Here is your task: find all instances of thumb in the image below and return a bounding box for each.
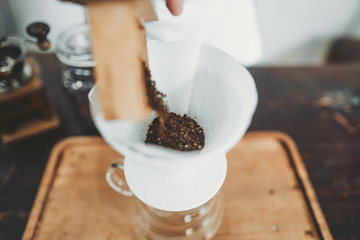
[166,0,183,16]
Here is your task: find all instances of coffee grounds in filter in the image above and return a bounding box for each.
[143,63,205,151]
[145,112,205,151]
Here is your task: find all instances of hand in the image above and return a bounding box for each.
[166,0,183,16]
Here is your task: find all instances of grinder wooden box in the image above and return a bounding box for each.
[0,58,59,144]
[22,132,333,240]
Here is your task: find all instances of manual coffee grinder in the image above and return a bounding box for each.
[0,22,59,144]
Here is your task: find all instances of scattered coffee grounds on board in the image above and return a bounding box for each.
[142,63,205,151]
[145,112,205,151]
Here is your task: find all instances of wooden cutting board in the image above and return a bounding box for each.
[22,131,333,240]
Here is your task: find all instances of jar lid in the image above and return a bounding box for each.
[56,24,95,67]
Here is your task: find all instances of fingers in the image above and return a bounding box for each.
[166,0,183,16]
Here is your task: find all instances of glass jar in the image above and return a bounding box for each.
[56,24,95,128]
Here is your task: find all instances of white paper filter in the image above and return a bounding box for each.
[89,40,258,211]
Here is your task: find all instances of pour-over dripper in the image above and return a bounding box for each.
[89,40,257,211]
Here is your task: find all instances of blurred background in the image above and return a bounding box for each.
[1,1,360,240]
[1,0,360,65]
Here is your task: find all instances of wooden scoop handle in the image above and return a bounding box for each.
[60,0,157,120]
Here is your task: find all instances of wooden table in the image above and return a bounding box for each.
[0,54,359,240]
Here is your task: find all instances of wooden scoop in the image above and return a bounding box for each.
[61,0,158,120]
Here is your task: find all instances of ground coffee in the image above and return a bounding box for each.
[143,63,205,151]
[145,112,205,151]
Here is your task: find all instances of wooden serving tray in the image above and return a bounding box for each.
[22,132,333,240]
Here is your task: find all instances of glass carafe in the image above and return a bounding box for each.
[106,157,224,240]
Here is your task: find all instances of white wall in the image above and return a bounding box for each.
[253,0,360,65]
[0,0,17,35]
[1,0,86,51]
[1,0,360,65]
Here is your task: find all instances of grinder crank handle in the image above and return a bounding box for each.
[26,22,51,51]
